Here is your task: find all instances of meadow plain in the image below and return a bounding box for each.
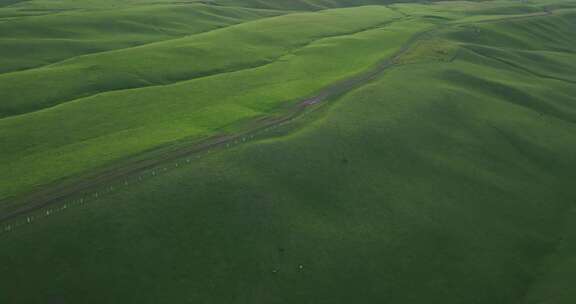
[1,0,576,303]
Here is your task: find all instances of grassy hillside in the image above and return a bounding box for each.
[1,0,576,303]
[0,3,286,74]
[0,6,403,116]
[1,0,572,206]
[0,5,431,205]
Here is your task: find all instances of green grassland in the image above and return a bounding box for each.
[0,3,287,73]
[0,5,428,204]
[1,0,576,303]
[0,6,403,116]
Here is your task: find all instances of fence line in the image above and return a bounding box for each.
[0,109,314,237]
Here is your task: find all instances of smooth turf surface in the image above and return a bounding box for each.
[1,0,576,303]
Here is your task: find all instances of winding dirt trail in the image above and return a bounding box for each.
[0,10,555,227]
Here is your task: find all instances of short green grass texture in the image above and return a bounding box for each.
[1,1,576,303]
